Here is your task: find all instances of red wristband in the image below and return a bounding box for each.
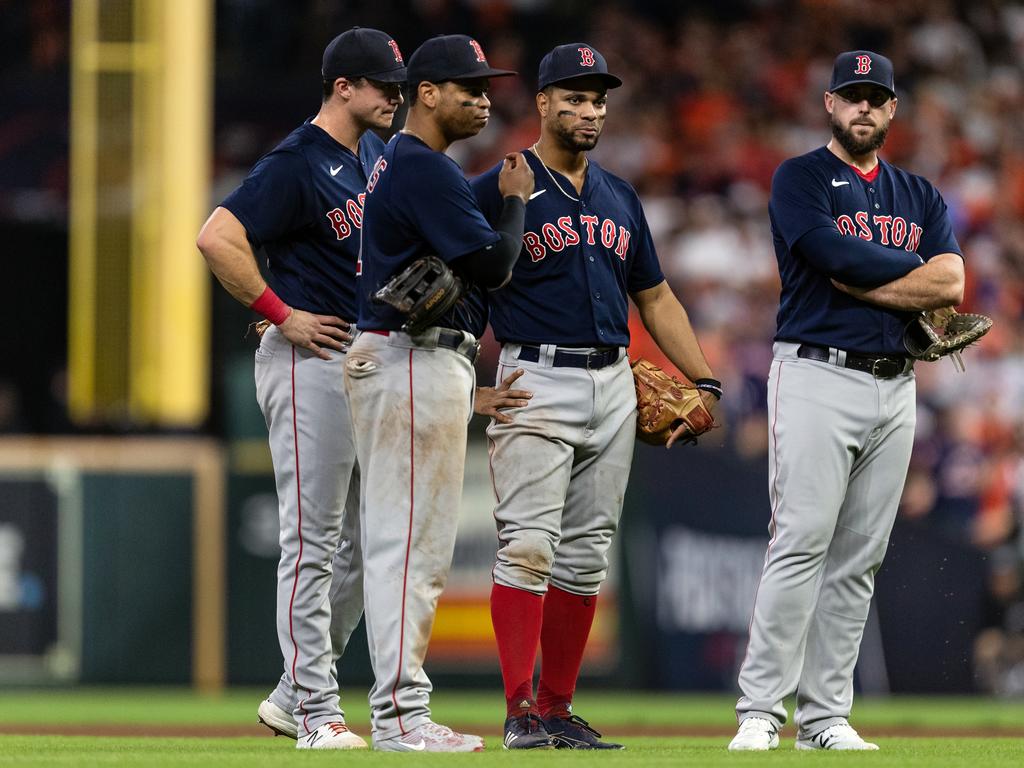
[250,286,292,325]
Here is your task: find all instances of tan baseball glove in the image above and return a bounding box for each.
[631,358,716,446]
[903,307,993,372]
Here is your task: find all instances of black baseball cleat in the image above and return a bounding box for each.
[502,712,556,750]
[543,713,625,750]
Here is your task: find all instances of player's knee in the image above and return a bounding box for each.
[819,579,872,619]
[776,526,833,559]
[499,535,555,589]
[552,556,608,593]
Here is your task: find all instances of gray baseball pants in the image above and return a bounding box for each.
[487,344,637,596]
[344,328,476,741]
[255,324,364,736]
[736,341,915,736]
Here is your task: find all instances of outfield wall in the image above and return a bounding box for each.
[0,434,987,693]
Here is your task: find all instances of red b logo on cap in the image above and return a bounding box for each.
[469,39,486,63]
[854,55,871,75]
[579,47,596,67]
[388,39,403,63]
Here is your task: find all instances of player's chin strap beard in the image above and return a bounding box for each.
[530,142,587,203]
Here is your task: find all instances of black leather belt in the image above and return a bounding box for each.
[437,329,480,364]
[797,343,912,379]
[367,329,480,364]
[516,344,621,370]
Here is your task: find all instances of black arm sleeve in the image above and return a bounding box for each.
[796,226,924,287]
[453,196,525,289]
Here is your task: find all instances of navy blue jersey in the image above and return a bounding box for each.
[221,120,384,319]
[357,133,499,333]
[771,146,962,355]
[470,150,664,347]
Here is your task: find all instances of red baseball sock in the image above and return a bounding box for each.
[490,583,545,716]
[537,586,597,718]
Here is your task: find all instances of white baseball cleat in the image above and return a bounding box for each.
[727,717,780,751]
[795,722,879,750]
[374,721,485,752]
[256,698,297,739]
[296,721,368,750]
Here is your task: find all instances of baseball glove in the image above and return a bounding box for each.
[249,319,272,339]
[373,255,465,335]
[631,358,716,446]
[903,307,993,371]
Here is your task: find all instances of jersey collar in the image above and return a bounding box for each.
[525,147,596,201]
[848,162,880,182]
[303,118,361,161]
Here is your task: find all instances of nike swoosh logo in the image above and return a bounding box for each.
[529,189,547,200]
[831,179,850,187]
[330,165,343,176]
[398,740,426,751]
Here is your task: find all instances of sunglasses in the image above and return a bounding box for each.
[834,86,892,108]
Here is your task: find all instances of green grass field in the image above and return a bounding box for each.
[1,689,1022,766]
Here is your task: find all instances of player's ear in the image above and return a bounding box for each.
[888,96,897,119]
[324,77,342,102]
[536,90,548,118]
[333,77,356,100]
[418,82,440,109]
[823,91,835,115]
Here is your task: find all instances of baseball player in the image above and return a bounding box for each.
[196,28,406,750]
[469,43,720,750]
[728,51,965,751]
[344,34,534,751]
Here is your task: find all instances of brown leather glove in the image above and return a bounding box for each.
[631,358,715,446]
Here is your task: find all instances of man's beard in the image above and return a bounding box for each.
[553,122,600,152]
[831,115,888,157]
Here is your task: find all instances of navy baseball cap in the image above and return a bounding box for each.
[537,43,622,91]
[406,35,516,85]
[322,27,407,83]
[829,50,895,97]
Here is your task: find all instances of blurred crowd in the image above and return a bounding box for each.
[3,0,1024,692]
[211,0,1024,698]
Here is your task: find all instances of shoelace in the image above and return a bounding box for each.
[517,713,546,734]
[740,718,774,734]
[421,722,455,739]
[558,714,602,737]
[325,722,351,735]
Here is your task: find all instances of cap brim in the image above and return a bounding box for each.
[539,72,623,91]
[454,67,517,79]
[407,66,517,85]
[830,78,895,97]
[362,66,408,83]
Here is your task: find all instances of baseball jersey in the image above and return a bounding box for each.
[471,151,664,347]
[771,146,962,355]
[221,120,384,319]
[356,132,499,334]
